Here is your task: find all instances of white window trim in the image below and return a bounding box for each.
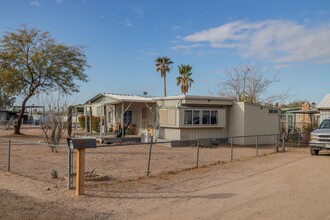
[184,109,219,126]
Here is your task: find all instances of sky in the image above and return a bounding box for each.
[1,0,330,105]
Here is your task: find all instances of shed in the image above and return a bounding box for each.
[228,102,280,145]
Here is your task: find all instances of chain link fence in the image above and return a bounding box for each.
[81,134,284,188]
[0,138,68,188]
[0,133,301,190]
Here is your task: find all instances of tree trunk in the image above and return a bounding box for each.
[67,106,73,137]
[14,95,31,134]
[164,74,167,97]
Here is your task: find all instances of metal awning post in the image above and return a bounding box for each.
[121,102,133,137]
[121,102,124,136]
[104,105,107,134]
[100,104,103,138]
[75,106,78,136]
[89,106,92,134]
[84,106,87,135]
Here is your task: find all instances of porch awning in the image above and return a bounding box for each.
[85,93,156,105]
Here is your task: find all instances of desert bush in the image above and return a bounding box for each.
[302,122,319,142]
[78,115,100,132]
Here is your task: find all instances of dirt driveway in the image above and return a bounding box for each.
[1,148,330,220]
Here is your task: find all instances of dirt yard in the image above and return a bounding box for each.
[1,127,329,219]
[1,146,330,219]
[0,127,280,187]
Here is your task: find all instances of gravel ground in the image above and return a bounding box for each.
[1,147,330,219]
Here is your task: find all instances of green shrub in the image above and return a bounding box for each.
[78,115,100,132]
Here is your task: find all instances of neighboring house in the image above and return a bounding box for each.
[280,107,301,133]
[317,94,330,123]
[0,110,18,125]
[83,93,280,145]
[280,104,319,133]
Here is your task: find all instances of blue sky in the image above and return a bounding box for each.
[1,0,330,105]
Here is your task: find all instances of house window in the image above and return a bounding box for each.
[184,110,192,125]
[124,110,132,124]
[269,109,278,114]
[211,111,218,124]
[193,110,200,124]
[185,109,219,126]
[203,111,210,124]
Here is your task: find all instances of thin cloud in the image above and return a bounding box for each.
[30,0,40,6]
[179,19,330,64]
[56,0,63,3]
[172,44,203,50]
[131,5,144,18]
[122,19,133,27]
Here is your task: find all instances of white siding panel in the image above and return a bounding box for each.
[243,104,279,144]
[320,110,330,123]
[228,103,245,137]
[218,108,226,127]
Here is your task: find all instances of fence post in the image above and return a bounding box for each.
[276,134,279,152]
[68,147,72,189]
[282,133,285,152]
[146,143,153,177]
[230,137,233,162]
[76,148,86,196]
[196,140,200,168]
[256,136,259,157]
[298,132,301,147]
[8,140,11,172]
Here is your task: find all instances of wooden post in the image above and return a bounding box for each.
[76,148,85,196]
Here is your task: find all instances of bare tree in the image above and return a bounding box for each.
[40,95,68,152]
[217,64,289,104]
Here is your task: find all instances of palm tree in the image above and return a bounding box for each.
[177,64,194,95]
[155,56,173,97]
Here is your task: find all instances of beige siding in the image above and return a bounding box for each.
[180,128,227,140]
[168,109,176,125]
[228,103,279,145]
[159,109,167,125]
[182,99,233,106]
[218,108,226,127]
[157,99,181,107]
[228,103,245,136]
[159,128,181,140]
[159,109,177,126]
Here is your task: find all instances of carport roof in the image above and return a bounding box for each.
[85,93,156,104]
[317,94,330,110]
